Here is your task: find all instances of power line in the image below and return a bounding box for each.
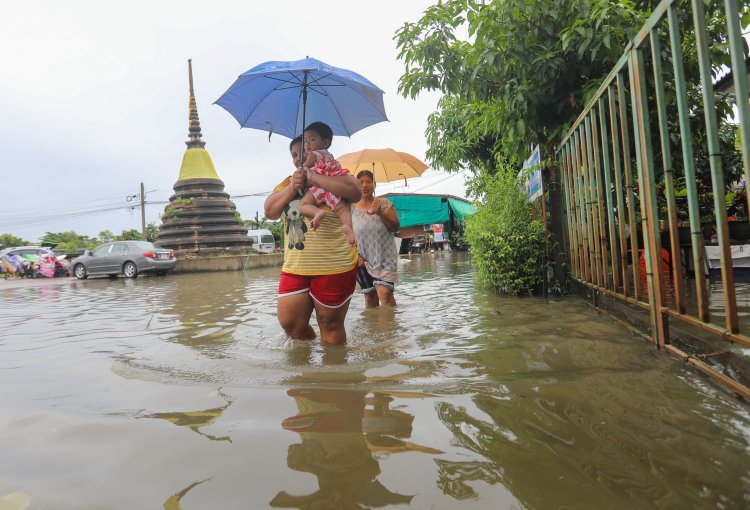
[409,170,468,193]
[0,204,138,228]
[0,189,276,230]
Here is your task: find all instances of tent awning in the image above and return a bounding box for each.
[384,194,476,229]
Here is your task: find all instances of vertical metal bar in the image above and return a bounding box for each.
[590,106,611,290]
[561,145,579,278]
[725,0,750,193]
[667,4,709,322]
[650,27,686,313]
[598,97,620,291]
[585,116,604,287]
[630,47,669,347]
[608,86,630,295]
[576,128,594,283]
[692,0,739,333]
[573,129,589,283]
[617,73,642,299]
[569,139,586,280]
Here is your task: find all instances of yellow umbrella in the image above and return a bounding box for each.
[338,148,428,185]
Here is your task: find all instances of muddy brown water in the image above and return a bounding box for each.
[1,252,748,509]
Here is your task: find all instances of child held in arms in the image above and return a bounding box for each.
[297,121,356,245]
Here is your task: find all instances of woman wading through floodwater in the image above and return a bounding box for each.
[352,170,400,307]
[264,134,362,345]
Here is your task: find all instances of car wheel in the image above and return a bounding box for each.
[123,261,138,278]
[74,264,87,280]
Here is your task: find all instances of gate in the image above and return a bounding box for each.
[556,0,750,398]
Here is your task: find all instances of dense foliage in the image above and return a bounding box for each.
[396,0,654,187]
[396,0,747,189]
[396,0,749,292]
[465,166,545,294]
[0,234,28,250]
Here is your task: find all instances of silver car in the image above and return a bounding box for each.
[71,241,176,279]
[0,246,56,259]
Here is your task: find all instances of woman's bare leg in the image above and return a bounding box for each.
[363,291,380,308]
[375,284,396,307]
[278,292,315,339]
[314,299,351,345]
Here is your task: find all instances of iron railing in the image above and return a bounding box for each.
[556,0,750,398]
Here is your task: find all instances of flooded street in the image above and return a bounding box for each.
[1,252,749,509]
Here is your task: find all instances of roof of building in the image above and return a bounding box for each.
[714,56,750,96]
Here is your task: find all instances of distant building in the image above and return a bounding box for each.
[156,60,251,257]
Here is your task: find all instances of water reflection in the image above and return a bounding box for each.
[163,479,210,510]
[272,388,415,508]
[1,254,749,509]
[141,389,232,442]
[158,273,248,351]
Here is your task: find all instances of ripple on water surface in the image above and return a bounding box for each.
[1,253,749,509]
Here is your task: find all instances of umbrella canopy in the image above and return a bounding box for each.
[338,148,428,184]
[214,57,388,139]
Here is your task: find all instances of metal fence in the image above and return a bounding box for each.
[556,0,750,398]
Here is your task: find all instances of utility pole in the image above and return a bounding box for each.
[140,182,146,240]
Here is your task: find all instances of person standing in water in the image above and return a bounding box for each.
[264,135,362,345]
[352,170,400,307]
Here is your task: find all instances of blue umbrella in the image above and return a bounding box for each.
[214,57,388,139]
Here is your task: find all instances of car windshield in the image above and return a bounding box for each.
[261,235,275,244]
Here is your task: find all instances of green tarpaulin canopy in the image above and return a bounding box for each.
[383,194,476,229]
[447,197,477,222]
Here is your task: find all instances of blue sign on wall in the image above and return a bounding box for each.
[519,145,542,202]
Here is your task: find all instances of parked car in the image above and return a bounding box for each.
[0,246,64,278]
[0,246,56,260]
[71,241,176,279]
[247,229,276,254]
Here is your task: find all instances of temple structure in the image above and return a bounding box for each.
[156,60,251,257]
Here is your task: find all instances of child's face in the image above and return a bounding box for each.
[303,130,327,152]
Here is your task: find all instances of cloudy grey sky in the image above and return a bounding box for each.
[0,0,468,243]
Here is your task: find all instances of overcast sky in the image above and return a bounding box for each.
[0,0,468,243]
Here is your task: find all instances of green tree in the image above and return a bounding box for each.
[0,234,28,249]
[41,231,97,252]
[396,0,748,292]
[118,229,142,241]
[145,222,160,243]
[396,0,651,183]
[395,0,748,190]
[98,230,116,244]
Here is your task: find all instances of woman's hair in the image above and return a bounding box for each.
[356,169,375,182]
[289,135,302,151]
[304,121,333,141]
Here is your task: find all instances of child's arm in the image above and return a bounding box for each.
[306,172,362,203]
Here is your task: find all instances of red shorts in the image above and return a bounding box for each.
[278,266,357,308]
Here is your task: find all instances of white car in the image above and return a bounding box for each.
[247,229,276,253]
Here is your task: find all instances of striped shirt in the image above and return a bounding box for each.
[275,177,358,276]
